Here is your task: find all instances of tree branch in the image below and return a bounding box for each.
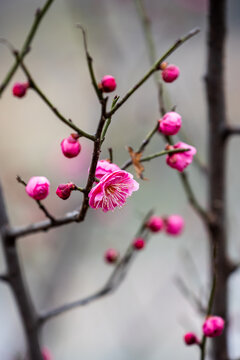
[77,25,103,102]
[17,60,95,141]
[0,183,42,359]
[121,148,190,171]
[106,28,200,118]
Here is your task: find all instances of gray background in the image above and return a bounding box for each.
[0,0,240,359]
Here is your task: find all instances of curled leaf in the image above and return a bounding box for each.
[127,146,148,180]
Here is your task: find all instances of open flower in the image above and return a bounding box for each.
[95,160,120,180]
[89,170,139,212]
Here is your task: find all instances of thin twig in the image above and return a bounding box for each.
[121,148,189,170]
[179,172,209,224]
[107,28,200,118]
[108,148,113,163]
[199,240,218,360]
[9,209,80,239]
[77,25,103,102]
[0,0,55,97]
[18,60,95,141]
[138,122,159,154]
[101,96,120,142]
[39,210,153,324]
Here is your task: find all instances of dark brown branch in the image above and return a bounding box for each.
[0,274,9,282]
[0,183,42,360]
[9,209,79,239]
[77,97,108,222]
[223,125,240,138]
[205,0,228,359]
[39,210,152,324]
[77,25,103,102]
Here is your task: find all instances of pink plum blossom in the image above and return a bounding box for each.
[166,142,196,172]
[184,332,199,345]
[165,215,184,236]
[95,160,121,180]
[202,316,225,338]
[26,176,50,200]
[104,248,119,264]
[88,170,139,212]
[56,182,76,200]
[146,216,164,233]
[161,65,180,83]
[12,82,29,97]
[158,111,182,136]
[101,75,117,92]
[61,134,81,158]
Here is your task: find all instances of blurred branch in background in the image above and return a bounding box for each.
[39,210,153,324]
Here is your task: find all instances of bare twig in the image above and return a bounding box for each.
[77,25,103,102]
[223,125,240,138]
[18,60,95,140]
[9,209,79,239]
[107,28,200,118]
[121,148,190,170]
[108,148,113,163]
[199,241,218,360]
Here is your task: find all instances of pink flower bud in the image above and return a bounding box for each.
[202,316,225,338]
[146,216,164,233]
[161,65,180,83]
[42,348,52,360]
[12,82,29,98]
[101,75,117,93]
[61,134,81,158]
[165,215,184,236]
[104,248,119,264]
[184,332,199,345]
[158,111,182,136]
[56,182,76,200]
[26,176,50,201]
[133,237,145,250]
[166,141,196,172]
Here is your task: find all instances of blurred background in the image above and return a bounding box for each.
[0,0,240,359]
